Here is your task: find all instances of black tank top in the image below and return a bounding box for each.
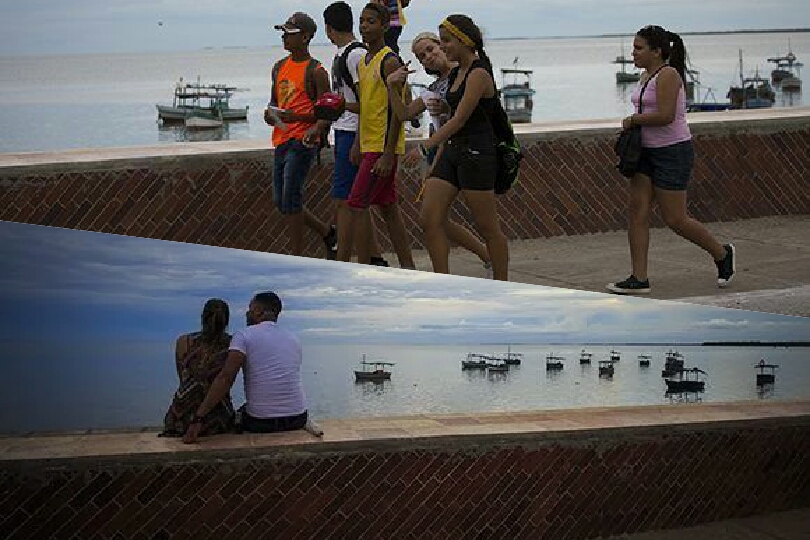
[444,59,498,152]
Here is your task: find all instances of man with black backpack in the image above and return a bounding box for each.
[266,12,336,259]
[322,1,390,267]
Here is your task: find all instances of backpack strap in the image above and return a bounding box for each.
[304,58,322,103]
[339,42,367,101]
[269,56,288,107]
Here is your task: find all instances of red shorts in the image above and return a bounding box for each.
[346,152,398,210]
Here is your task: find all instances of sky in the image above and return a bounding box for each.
[1,0,808,56]
[1,220,808,347]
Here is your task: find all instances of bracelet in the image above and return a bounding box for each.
[191,414,205,425]
[418,143,429,157]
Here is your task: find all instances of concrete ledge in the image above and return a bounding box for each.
[1,401,809,539]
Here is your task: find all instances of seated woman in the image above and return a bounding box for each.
[160,298,235,438]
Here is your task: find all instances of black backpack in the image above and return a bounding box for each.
[335,41,367,101]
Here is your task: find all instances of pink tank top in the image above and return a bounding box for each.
[631,70,691,148]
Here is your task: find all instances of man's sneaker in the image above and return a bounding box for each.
[716,243,736,288]
[371,256,389,267]
[323,225,337,260]
[483,260,493,279]
[606,275,651,295]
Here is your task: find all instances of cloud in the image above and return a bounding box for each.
[1,222,808,344]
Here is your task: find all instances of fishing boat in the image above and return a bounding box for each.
[546,354,564,371]
[157,76,249,124]
[598,359,614,378]
[487,358,509,374]
[664,367,707,393]
[638,354,652,367]
[662,350,685,377]
[500,57,535,124]
[755,359,779,386]
[184,106,224,130]
[686,69,732,112]
[354,355,395,382]
[609,349,621,362]
[579,350,593,365]
[767,40,803,91]
[462,353,490,371]
[727,50,776,109]
[493,345,523,366]
[613,41,640,84]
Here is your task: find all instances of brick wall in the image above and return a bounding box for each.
[1,415,809,540]
[1,114,808,259]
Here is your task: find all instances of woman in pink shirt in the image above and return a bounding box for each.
[607,25,736,295]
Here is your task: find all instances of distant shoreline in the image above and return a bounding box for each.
[489,28,810,42]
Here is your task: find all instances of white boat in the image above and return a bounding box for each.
[158,76,249,124]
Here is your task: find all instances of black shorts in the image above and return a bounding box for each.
[431,140,497,191]
[637,140,695,191]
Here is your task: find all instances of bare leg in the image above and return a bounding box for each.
[368,209,385,259]
[462,190,509,281]
[304,207,329,238]
[355,209,374,265]
[379,203,415,269]
[446,219,490,264]
[337,208,357,263]
[628,173,655,280]
[287,212,305,257]
[419,178,460,274]
[655,187,726,260]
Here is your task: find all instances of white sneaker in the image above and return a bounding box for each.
[304,418,324,437]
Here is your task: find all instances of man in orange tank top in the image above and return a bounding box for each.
[265,12,336,259]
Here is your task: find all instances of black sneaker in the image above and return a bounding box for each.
[716,243,735,288]
[324,225,337,260]
[606,275,651,295]
[370,256,389,267]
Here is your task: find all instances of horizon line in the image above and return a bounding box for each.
[3,27,807,59]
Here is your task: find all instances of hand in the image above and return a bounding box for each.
[425,98,447,117]
[371,152,395,177]
[276,109,297,124]
[350,143,361,166]
[302,126,322,148]
[264,108,277,126]
[404,146,423,166]
[387,62,416,87]
[183,420,202,444]
[622,115,634,130]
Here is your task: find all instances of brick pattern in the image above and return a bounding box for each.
[1,128,809,259]
[1,423,809,540]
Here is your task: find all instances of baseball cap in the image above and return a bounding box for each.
[274,12,317,36]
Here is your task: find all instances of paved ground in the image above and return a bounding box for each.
[606,506,810,539]
[382,214,810,318]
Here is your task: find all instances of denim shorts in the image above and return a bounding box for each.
[273,139,317,214]
[637,139,695,191]
[332,130,359,201]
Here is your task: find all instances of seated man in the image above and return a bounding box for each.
[183,291,309,443]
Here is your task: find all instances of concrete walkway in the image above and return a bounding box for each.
[386,214,810,318]
[606,506,810,539]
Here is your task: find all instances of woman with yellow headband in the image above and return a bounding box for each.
[404,15,509,281]
[387,31,493,277]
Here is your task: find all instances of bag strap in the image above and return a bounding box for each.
[339,42,366,101]
[270,57,287,107]
[637,64,666,114]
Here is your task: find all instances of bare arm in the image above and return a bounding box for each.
[194,351,245,418]
[383,55,406,155]
[174,335,188,382]
[632,67,680,127]
[421,68,493,152]
[387,63,427,122]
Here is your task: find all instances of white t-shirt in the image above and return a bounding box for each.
[229,320,307,419]
[331,41,366,133]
